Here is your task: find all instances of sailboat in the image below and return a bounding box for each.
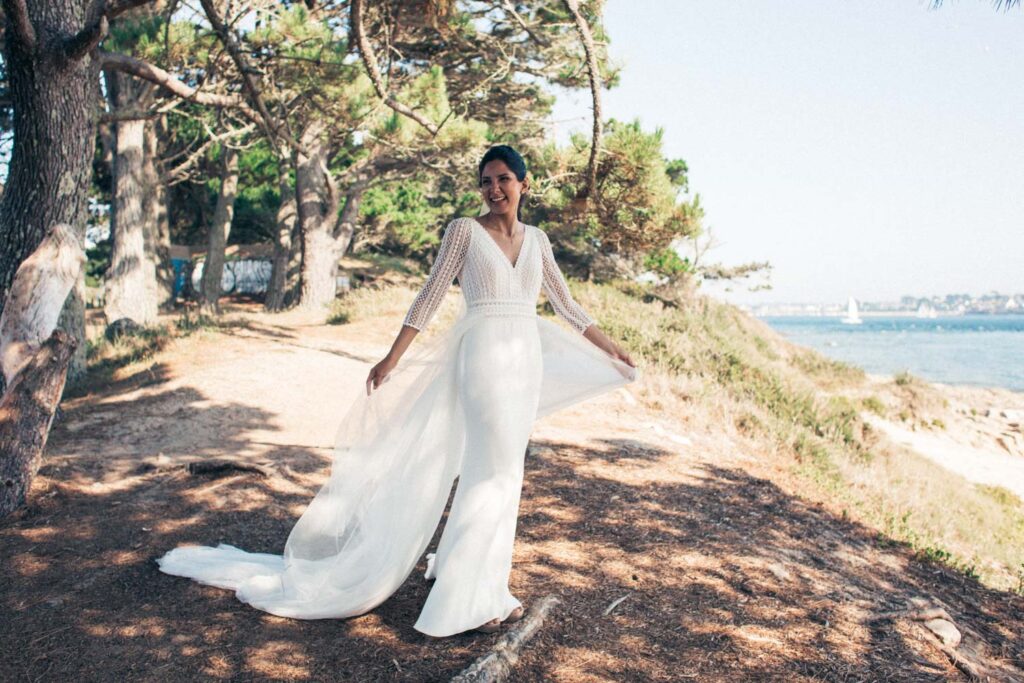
[916,302,937,319]
[841,296,863,325]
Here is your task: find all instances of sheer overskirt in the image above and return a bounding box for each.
[156,298,637,629]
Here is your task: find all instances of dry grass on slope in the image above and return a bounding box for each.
[565,281,1024,593]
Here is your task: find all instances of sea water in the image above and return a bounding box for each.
[760,315,1024,392]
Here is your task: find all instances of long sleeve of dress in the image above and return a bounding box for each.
[402,218,472,331]
[537,229,596,334]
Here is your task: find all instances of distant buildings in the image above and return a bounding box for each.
[752,292,1024,317]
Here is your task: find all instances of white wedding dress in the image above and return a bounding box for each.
[156,216,638,637]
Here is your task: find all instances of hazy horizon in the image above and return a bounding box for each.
[550,0,1024,307]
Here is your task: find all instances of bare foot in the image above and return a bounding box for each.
[504,606,524,623]
[475,617,501,633]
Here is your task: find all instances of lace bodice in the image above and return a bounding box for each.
[402,217,596,334]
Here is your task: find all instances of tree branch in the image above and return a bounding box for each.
[198,0,285,155]
[106,0,156,20]
[350,0,440,136]
[502,0,550,46]
[3,0,37,52]
[564,0,603,201]
[100,51,254,113]
[64,0,109,61]
[98,108,158,122]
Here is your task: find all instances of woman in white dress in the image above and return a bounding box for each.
[156,145,638,638]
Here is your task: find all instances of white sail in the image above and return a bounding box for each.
[841,296,862,324]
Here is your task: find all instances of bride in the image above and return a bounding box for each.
[156,144,639,638]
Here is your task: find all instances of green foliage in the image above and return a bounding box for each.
[789,350,864,382]
[914,544,980,581]
[85,240,111,288]
[528,119,702,274]
[643,248,692,278]
[360,181,447,255]
[664,158,690,192]
[231,140,282,243]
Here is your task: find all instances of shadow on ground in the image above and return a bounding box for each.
[3,387,1022,681]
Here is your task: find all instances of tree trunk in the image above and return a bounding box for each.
[265,160,299,311]
[296,123,341,312]
[104,117,159,325]
[0,223,83,518]
[145,119,175,310]
[334,176,370,264]
[56,270,88,387]
[200,146,239,314]
[0,0,100,396]
[0,330,77,518]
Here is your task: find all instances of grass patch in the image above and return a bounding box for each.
[978,485,1023,510]
[894,370,916,386]
[326,300,352,325]
[789,349,863,384]
[861,396,887,417]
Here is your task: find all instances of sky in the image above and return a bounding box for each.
[549,0,1024,305]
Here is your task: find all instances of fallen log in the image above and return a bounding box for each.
[450,594,560,683]
[873,597,1023,682]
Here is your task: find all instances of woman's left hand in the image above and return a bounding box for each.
[583,325,636,370]
[610,343,635,368]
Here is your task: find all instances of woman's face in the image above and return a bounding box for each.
[479,159,528,218]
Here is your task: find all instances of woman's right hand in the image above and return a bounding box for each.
[366,354,398,395]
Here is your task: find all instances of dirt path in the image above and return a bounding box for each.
[3,310,1022,681]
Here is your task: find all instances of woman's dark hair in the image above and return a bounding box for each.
[478,145,527,221]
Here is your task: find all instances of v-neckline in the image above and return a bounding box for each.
[470,217,530,270]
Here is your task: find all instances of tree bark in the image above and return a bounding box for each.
[0,329,77,518]
[296,123,341,311]
[200,145,239,314]
[0,223,83,519]
[334,176,370,266]
[104,117,159,325]
[0,0,102,395]
[265,160,300,311]
[145,119,175,310]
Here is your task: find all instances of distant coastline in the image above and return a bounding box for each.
[758,314,1024,393]
[740,291,1023,318]
[750,310,1022,318]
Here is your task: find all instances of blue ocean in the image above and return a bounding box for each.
[760,315,1024,392]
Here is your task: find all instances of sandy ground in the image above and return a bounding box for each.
[863,374,1024,498]
[3,305,1023,681]
[865,416,1024,500]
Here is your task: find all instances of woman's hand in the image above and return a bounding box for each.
[366,354,398,395]
[583,325,636,370]
[610,342,636,368]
